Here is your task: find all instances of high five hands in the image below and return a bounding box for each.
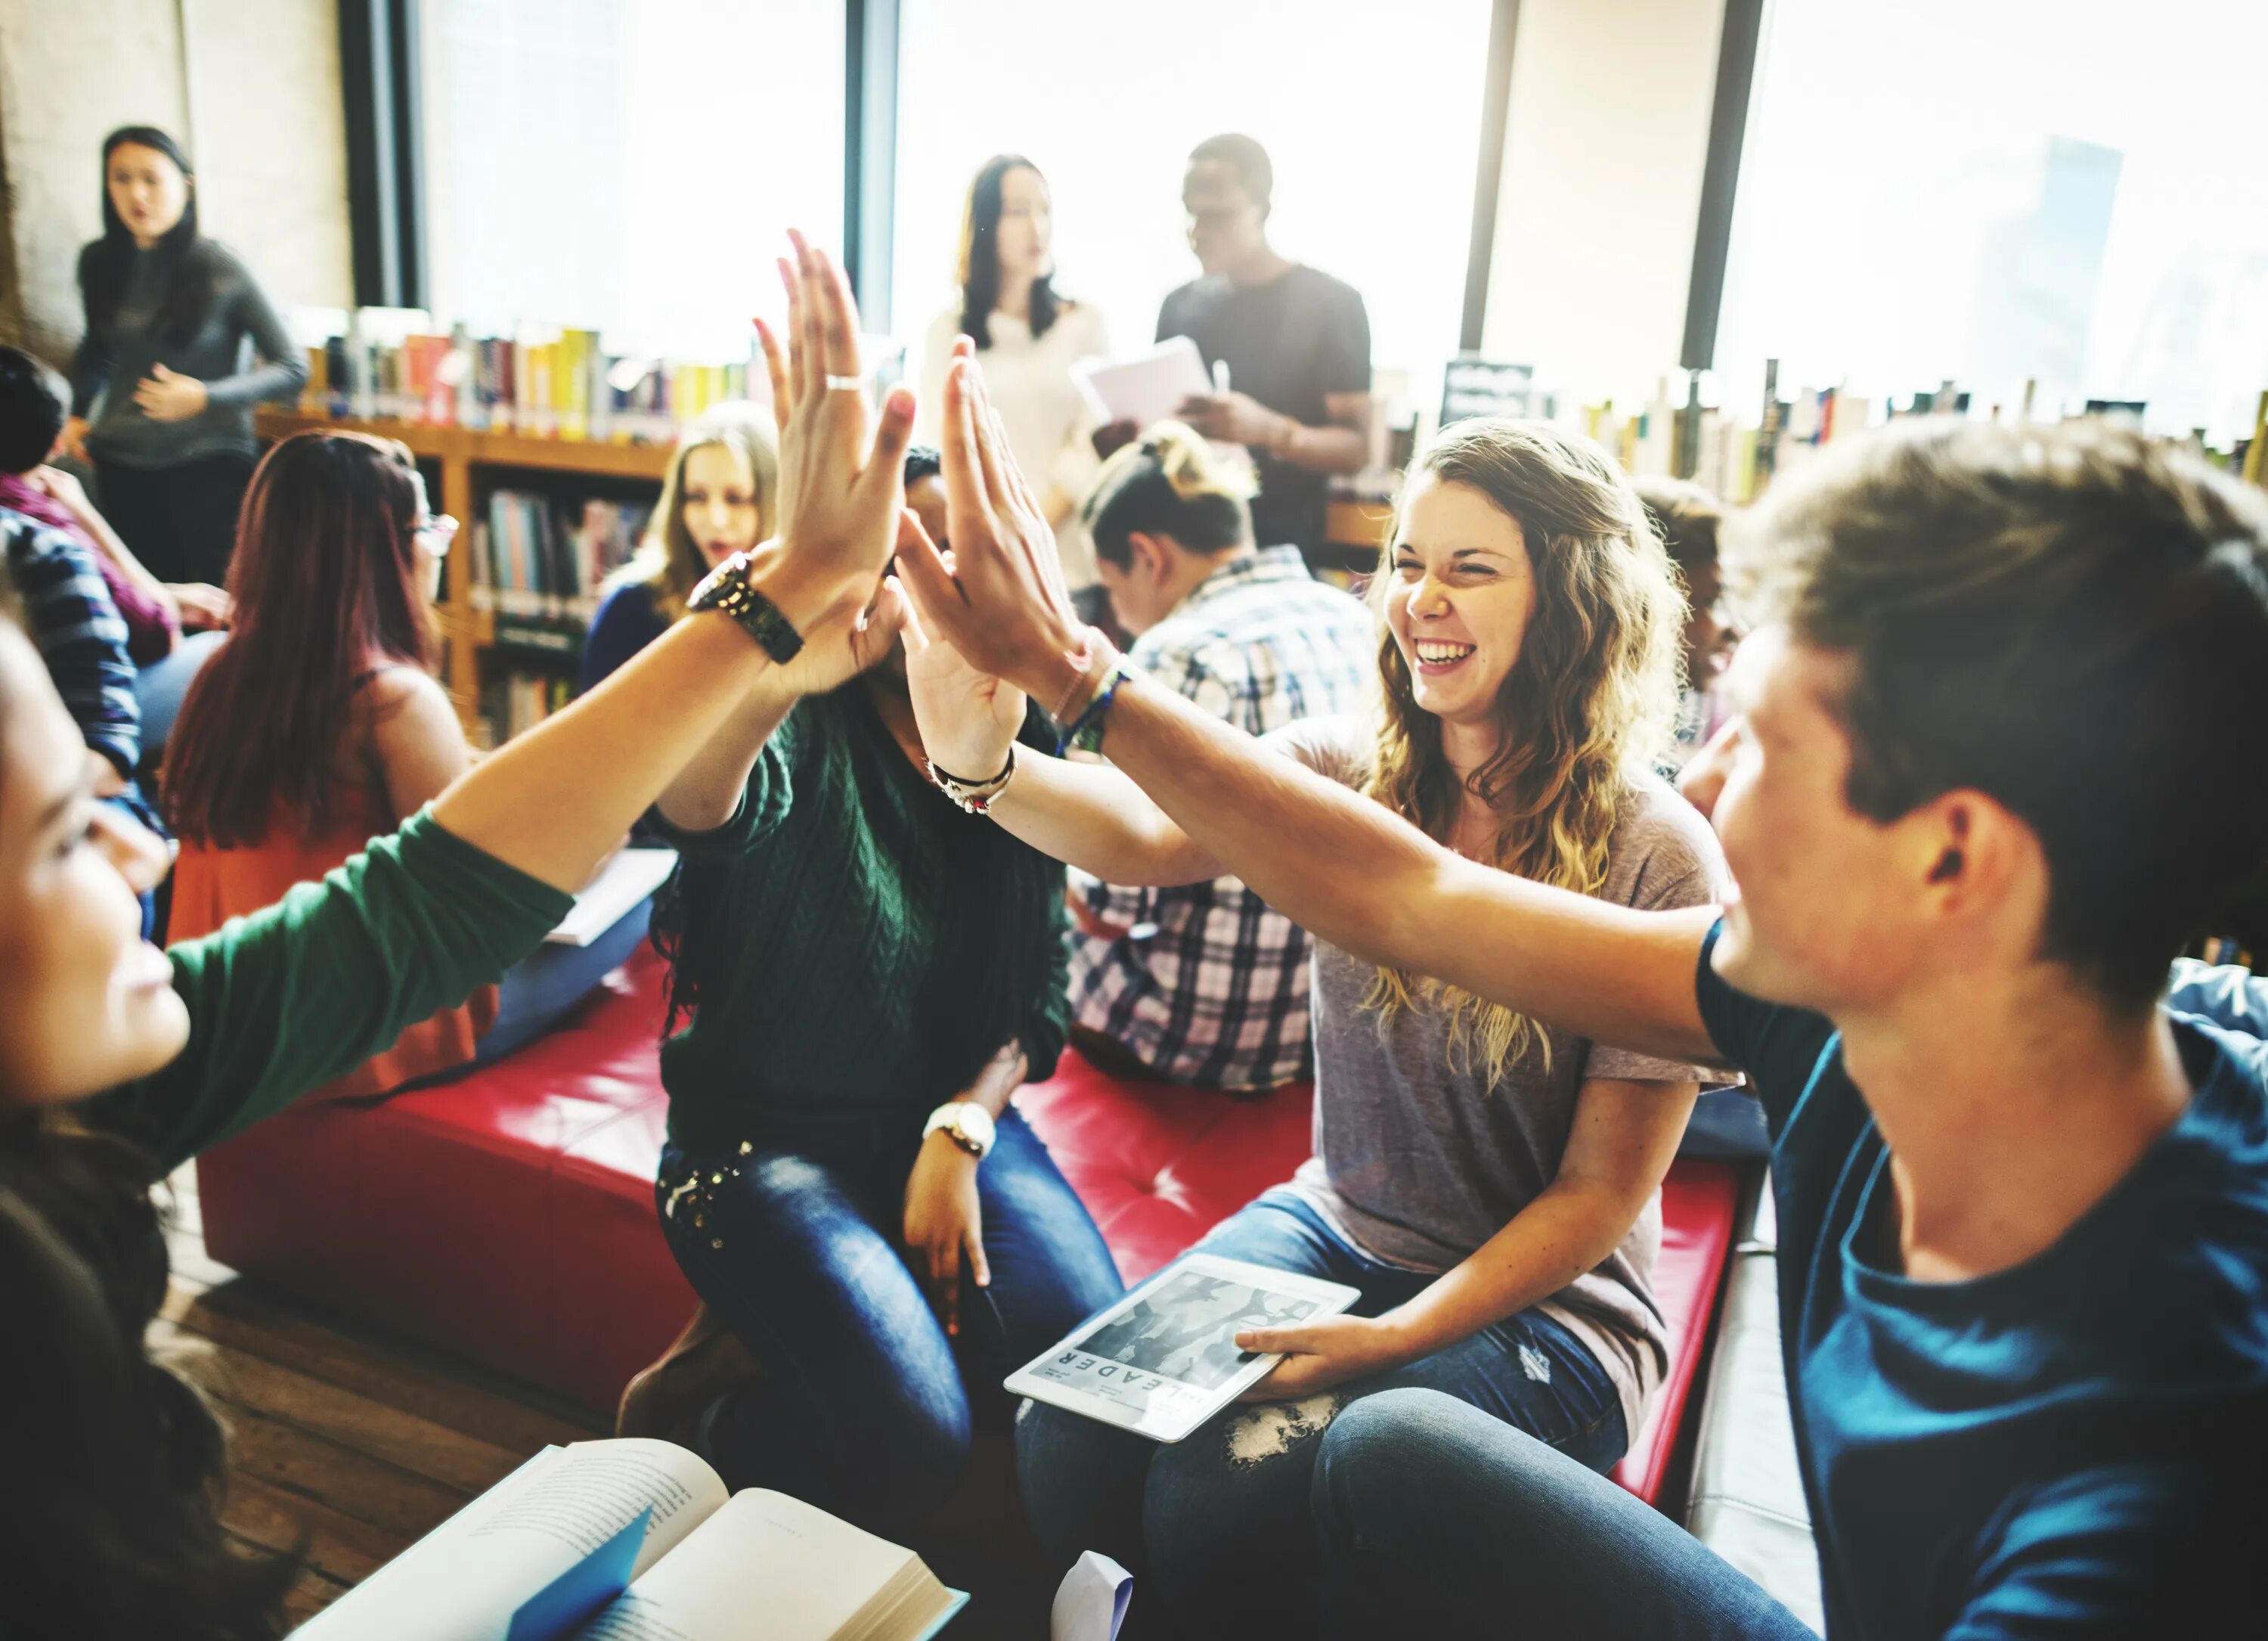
[892,338,1094,712]
[747,231,917,644]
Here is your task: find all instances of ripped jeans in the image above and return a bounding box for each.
[1014,1190,1627,1639]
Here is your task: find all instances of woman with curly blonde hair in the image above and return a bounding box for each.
[903,414,1729,1635]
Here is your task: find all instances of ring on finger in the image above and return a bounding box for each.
[824,374,864,392]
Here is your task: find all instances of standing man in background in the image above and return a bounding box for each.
[1151,134,1373,560]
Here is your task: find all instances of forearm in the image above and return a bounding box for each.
[203,355,308,409]
[652,677,795,833]
[1270,419,1368,476]
[985,746,1223,885]
[1094,673,1720,1062]
[432,608,787,890]
[1383,1180,1651,1360]
[950,1040,1027,1120]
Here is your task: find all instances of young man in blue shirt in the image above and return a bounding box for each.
[897,396,2268,1638]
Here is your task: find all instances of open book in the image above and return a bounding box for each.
[292,1438,965,1641]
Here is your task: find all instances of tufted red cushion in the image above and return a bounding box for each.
[198,963,1739,1504]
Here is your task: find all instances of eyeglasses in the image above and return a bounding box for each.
[414,514,459,557]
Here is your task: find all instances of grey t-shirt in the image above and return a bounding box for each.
[73,240,308,469]
[1272,715,1728,1440]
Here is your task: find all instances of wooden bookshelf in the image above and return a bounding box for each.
[255,410,674,734]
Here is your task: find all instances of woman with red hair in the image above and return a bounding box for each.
[163,430,488,1093]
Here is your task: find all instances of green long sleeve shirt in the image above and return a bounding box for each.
[649,684,1069,1155]
[88,813,572,1169]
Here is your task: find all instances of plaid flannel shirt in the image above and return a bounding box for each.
[1069,544,1374,1088]
[2,507,140,777]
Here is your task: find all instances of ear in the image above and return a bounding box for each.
[1916,790,2038,925]
[1126,531,1173,584]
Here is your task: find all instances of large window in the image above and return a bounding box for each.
[420,0,844,359]
[1715,0,2268,439]
[888,0,1493,414]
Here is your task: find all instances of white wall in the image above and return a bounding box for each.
[1483,0,1727,407]
[0,0,351,362]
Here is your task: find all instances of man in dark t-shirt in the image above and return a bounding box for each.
[1151,134,1371,557]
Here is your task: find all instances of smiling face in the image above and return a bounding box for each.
[1380,473,1538,733]
[106,142,189,247]
[0,626,184,1110]
[679,442,763,566]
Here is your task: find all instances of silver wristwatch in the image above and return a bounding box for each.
[922,1101,997,1159]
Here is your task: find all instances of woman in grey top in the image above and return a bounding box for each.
[66,127,306,586]
[904,416,1726,1636]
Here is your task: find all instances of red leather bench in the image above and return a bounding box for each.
[198,951,1739,1503]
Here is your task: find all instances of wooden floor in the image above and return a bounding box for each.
[159,1164,609,1627]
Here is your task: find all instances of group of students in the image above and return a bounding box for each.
[0,133,2260,1641]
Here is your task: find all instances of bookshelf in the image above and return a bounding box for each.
[253,410,673,737]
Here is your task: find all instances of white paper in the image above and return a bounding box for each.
[292,1441,726,1641]
[548,848,674,946]
[1050,1552,1132,1641]
[1070,337,1212,431]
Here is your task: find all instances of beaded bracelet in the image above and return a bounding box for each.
[1061,661,1132,757]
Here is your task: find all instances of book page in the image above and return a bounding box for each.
[294,1440,726,1641]
[571,1491,949,1641]
[547,848,675,945]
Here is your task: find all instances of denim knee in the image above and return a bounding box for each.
[1145,1391,1348,1629]
[1309,1386,1469,1557]
[1015,1397,1151,1568]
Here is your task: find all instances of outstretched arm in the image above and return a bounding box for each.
[894,354,1721,1067]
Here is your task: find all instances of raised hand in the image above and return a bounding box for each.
[900,517,1026,780]
[891,340,1091,707]
[756,232,914,630]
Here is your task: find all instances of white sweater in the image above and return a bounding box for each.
[917,299,1110,588]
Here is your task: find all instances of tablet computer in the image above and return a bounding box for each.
[1004,1254,1361,1443]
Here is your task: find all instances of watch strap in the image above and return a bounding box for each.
[687,551,806,665]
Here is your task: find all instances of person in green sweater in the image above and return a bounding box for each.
[612,389,1123,1540]
[0,237,919,1641]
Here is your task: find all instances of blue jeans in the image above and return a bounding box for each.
[474,895,652,1066]
[1312,1388,1818,1639]
[656,1106,1123,1531]
[1015,1191,1628,1638]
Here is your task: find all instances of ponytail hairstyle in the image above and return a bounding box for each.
[956,154,1061,349]
[1083,420,1254,568]
[1362,419,1682,1081]
[79,126,216,349]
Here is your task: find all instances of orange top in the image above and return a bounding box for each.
[169,778,499,1101]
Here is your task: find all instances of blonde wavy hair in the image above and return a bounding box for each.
[1362,418,1683,1081]
[612,402,779,621]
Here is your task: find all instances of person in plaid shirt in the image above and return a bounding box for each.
[1070,421,1373,1088]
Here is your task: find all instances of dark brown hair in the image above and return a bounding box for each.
[0,624,294,1638]
[1728,418,2268,1007]
[1629,474,1723,579]
[79,126,217,348]
[956,154,1061,348]
[166,432,435,848]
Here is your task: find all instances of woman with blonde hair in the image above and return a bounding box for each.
[903,415,1727,1635]
[916,154,1109,619]
[579,401,779,690]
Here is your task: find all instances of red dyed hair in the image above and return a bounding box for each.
[165,430,435,848]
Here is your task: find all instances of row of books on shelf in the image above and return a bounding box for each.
[468,489,653,622]
[478,667,576,749]
[1445,357,2266,504]
[302,313,758,443]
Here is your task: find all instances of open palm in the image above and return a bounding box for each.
[901,548,1026,779]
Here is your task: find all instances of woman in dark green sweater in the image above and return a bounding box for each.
[0,239,917,1641]
[618,437,1123,1534]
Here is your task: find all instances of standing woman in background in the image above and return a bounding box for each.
[66,126,308,587]
[918,154,1111,620]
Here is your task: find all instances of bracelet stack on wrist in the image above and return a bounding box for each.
[927,746,1018,815]
[1045,629,1135,756]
